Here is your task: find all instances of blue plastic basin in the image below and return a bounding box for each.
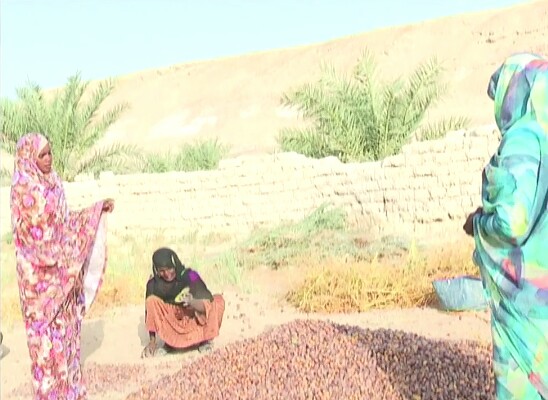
[432,275,488,312]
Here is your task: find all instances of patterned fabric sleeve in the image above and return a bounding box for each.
[67,202,103,234]
[475,127,542,246]
[62,201,104,274]
[187,269,214,301]
[12,183,63,267]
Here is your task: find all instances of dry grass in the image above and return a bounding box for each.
[286,240,479,313]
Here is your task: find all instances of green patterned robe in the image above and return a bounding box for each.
[473,53,548,399]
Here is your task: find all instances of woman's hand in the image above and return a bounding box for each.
[463,207,483,236]
[173,294,196,319]
[141,340,157,358]
[102,198,115,213]
[178,293,208,315]
[181,293,194,308]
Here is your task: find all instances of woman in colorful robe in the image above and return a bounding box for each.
[463,53,548,399]
[142,247,225,358]
[10,133,114,400]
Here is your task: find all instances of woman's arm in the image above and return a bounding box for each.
[187,298,207,314]
[68,199,112,221]
[145,277,155,299]
[143,277,159,356]
[67,201,104,233]
[144,277,156,325]
[181,269,214,314]
[11,184,62,266]
[187,269,214,301]
[474,127,543,246]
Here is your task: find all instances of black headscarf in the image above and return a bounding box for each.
[152,247,185,277]
[145,247,213,304]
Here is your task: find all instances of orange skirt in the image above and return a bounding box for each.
[145,294,225,349]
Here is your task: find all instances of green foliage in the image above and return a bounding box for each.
[278,49,470,162]
[236,204,348,269]
[140,139,229,173]
[230,203,410,270]
[1,72,135,181]
[0,73,230,183]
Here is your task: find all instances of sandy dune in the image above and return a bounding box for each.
[86,0,548,156]
[2,1,547,169]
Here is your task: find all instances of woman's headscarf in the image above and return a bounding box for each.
[147,247,188,303]
[152,247,185,276]
[477,55,548,397]
[11,133,71,324]
[487,52,548,134]
[12,132,61,189]
[10,132,67,254]
[482,53,548,244]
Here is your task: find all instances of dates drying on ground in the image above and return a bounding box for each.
[126,319,495,400]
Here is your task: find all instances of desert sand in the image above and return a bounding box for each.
[1,1,547,399]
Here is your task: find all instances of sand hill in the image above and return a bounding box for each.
[4,0,548,163]
[90,0,547,157]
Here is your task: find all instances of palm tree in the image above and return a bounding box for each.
[1,72,136,181]
[278,49,469,162]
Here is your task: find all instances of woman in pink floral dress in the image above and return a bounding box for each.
[10,132,114,400]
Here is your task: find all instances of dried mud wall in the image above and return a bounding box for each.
[0,126,500,241]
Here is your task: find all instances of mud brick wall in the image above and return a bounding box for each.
[0,126,500,241]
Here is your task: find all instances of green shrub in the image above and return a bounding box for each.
[0,73,230,180]
[1,72,136,181]
[141,139,229,173]
[279,49,469,162]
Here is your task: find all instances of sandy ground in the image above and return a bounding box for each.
[1,287,492,400]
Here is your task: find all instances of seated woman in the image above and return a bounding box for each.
[141,247,225,358]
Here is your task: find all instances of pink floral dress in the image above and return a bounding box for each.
[10,133,109,400]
